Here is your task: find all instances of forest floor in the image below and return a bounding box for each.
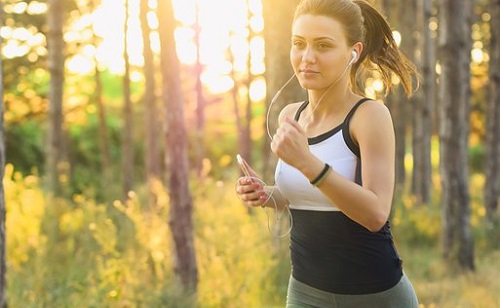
[399,244,500,308]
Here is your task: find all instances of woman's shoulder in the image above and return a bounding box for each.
[350,99,394,140]
[278,101,307,123]
[354,99,392,122]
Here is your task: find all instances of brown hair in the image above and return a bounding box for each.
[293,0,419,97]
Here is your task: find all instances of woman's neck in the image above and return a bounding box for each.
[306,85,354,119]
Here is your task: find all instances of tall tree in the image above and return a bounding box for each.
[485,0,500,227]
[242,0,256,167]
[193,2,206,175]
[383,0,410,190]
[140,0,161,205]
[122,0,134,200]
[46,0,67,196]
[229,42,247,164]
[0,3,7,305]
[412,0,434,204]
[438,0,474,270]
[89,0,112,200]
[262,0,305,180]
[232,0,256,169]
[157,0,198,291]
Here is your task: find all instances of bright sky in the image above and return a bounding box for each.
[1,0,266,99]
[3,0,485,100]
[80,0,265,97]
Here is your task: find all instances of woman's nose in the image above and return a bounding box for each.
[302,46,316,63]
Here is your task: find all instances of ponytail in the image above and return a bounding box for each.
[352,0,419,97]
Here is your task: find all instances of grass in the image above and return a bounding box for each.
[400,245,500,308]
[4,164,500,307]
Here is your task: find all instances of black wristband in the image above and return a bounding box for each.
[310,163,331,186]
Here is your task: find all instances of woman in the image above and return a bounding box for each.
[236,0,419,306]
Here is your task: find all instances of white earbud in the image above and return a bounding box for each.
[348,50,358,66]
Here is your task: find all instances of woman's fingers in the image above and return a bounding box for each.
[237,177,261,191]
[236,177,266,207]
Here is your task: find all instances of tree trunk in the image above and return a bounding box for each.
[412,0,434,204]
[384,0,409,190]
[386,87,408,191]
[140,0,161,206]
[46,0,67,197]
[262,0,306,181]
[0,3,7,304]
[89,0,112,201]
[438,0,474,271]
[158,0,198,292]
[122,0,134,200]
[230,49,246,165]
[242,0,255,168]
[194,3,206,176]
[94,62,112,200]
[234,0,255,168]
[484,0,500,226]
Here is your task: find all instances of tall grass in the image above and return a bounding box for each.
[4,164,500,307]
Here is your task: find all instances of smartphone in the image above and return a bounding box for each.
[236,154,251,177]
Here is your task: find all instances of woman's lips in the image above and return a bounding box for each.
[299,69,319,78]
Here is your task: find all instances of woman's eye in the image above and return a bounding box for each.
[318,43,330,49]
[293,41,305,48]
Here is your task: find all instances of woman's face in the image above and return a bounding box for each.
[290,14,352,91]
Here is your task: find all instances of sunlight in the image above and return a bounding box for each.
[471,48,484,64]
[471,41,485,64]
[392,31,401,47]
[3,40,29,59]
[249,77,266,102]
[10,2,28,14]
[2,0,266,96]
[3,1,47,15]
[201,70,234,93]
[175,27,197,65]
[1,20,47,58]
[80,0,265,95]
[26,1,47,15]
[172,0,265,95]
[91,0,144,74]
[250,36,265,75]
[364,77,384,98]
[67,54,94,75]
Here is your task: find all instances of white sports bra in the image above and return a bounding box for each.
[275,98,369,211]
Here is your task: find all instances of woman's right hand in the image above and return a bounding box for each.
[235,155,268,208]
[236,177,268,208]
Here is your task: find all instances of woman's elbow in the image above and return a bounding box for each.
[365,211,390,232]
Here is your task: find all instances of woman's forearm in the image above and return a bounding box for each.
[263,186,289,210]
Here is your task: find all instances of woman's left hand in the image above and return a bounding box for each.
[271,117,311,168]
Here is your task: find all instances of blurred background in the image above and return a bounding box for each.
[0,0,499,307]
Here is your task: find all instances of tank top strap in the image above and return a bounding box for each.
[342,98,371,158]
[294,101,309,121]
[343,98,371,126]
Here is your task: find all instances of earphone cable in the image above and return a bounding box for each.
[235,176,293,238]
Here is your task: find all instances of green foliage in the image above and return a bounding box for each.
[193,177,288,307]
[398,243,500,308]
[5,119,45,175]
[5,166,289,307]
[98,70,144,101]
[390,173,500,308]
[66,111,123,200]
[469,144,485,174]
[391,194,442,247]
[7,162,500,307]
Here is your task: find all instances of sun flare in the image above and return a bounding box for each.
[62,0,266,98]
